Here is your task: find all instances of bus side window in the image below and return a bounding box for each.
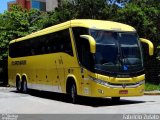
[9,29,74,58]
[9,43,16,58]
[31,49,35,55]
[60,44,64,51]
[41,46,45,54]
[48,35,56,53]
[60,29,73,56]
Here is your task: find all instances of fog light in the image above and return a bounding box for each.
[140,89,144,93]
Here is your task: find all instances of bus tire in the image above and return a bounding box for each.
[111,97,120,103]
[16,77,21,92]
[70,83,78,104]
[22,79,28,94]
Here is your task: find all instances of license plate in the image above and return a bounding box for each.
[119,90,128,94]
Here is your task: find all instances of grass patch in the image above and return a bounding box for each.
[145,82,160,91]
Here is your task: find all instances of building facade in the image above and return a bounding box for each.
[8,0,58,12]
[31,0,46,11]
[31,0,58,11]
[17,0,31,10]
[8,0,31,11]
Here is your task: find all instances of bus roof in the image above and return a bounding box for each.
[71,19,136,31]
[9,19,136,44]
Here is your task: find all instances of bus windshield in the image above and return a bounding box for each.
[90,30,143,74]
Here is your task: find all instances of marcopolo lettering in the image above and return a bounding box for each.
[11,60,27,65]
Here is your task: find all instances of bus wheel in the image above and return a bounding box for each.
[70,83,78,104]
[16,78,21,92]
[111,97,120,103]
[22,80,28,94]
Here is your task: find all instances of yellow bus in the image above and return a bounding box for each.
[8,19,154,103]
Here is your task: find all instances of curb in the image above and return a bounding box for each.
[144,91,160,95]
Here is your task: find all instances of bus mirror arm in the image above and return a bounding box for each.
[80,35,96,54]
[140,38,154,56]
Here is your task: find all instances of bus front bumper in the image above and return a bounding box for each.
[89,77,145,97]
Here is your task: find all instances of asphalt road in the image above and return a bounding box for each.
[0,87,160,114]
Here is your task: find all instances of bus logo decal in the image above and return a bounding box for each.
[11,60,27,65]
[122,84,126,88]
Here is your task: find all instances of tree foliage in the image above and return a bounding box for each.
[0,5,51,60]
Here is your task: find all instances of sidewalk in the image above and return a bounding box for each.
[144,90,160,95]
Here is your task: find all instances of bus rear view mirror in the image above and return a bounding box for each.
[140,38,154,56]
[80,35,96,54]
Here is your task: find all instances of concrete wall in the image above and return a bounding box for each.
[46,0,58,11]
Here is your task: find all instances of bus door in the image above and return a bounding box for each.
[81,67,91,96]
[72,27,92,96]
[79,43,92,96]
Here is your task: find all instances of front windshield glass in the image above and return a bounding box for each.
[90,29,143,74]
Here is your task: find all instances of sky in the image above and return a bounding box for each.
[0,0,15,13]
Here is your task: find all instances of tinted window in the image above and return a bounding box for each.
[72,27,94,70]
[9,29,73,58]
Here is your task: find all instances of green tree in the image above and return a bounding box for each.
[53,0,107,21]
[0,5,51,60]
[115,0,160,45]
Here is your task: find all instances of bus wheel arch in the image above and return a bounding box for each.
[16,74,21,92]
[21,74,28,93]
[66,76,78,104]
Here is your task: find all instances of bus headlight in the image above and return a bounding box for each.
[137,80,145,85]
[90,76,109,86]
